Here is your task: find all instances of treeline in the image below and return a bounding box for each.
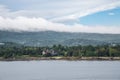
[0,44,120,58]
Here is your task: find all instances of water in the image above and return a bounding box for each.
[0,61,120,80]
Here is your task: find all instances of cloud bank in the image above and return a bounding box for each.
[0,16,120,34]
[0,0,120,34]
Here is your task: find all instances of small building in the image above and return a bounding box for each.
[42,51,46,55]
[42,49,58,56]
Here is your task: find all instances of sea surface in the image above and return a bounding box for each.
[0,61,120,80]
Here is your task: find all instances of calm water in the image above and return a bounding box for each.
[0,61,120,80]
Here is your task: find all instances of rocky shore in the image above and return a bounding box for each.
[0,57,120,61]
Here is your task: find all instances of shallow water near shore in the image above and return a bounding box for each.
[0,61,120,80]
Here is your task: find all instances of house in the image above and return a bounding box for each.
[42,49,58,56]
[42,51,46,55]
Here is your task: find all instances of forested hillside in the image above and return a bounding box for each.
[0,31,120,46]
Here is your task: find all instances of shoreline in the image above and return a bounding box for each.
[0,57,120,61]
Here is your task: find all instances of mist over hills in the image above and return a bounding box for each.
[0,31,120,46]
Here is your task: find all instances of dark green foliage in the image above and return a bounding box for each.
[0,43,120,59]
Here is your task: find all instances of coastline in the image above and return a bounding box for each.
[0,57,120,61]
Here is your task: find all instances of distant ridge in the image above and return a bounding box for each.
[0,30,120,46]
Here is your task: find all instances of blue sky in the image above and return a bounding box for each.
[80,8,120,26]
[0,0,120,33]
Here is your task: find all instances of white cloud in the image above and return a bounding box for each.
[0,16,120,34]
[0,0,120,34]
[50,1,120,22]
[0,0,120,20]
[108,12,115,15]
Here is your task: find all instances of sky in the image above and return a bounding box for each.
[0,0,120,34]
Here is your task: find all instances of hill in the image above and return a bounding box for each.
[0,31,120,46]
